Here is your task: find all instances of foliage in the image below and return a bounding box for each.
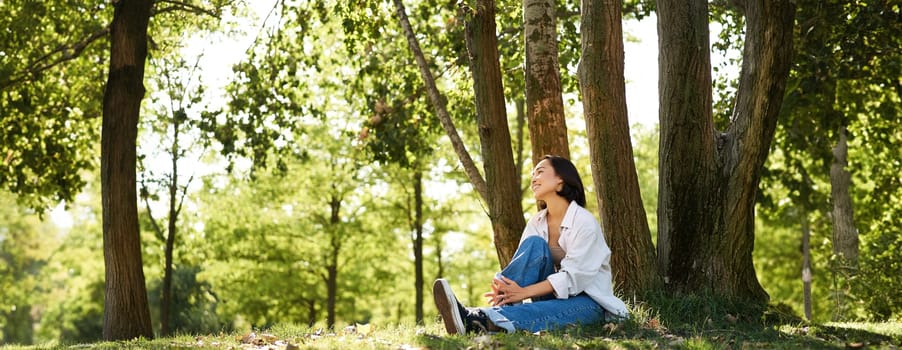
[29,183,105,344]
[630,124,659,240]
[0,1,108,212]
[0,193,58,344]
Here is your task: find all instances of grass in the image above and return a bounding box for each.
[1,319,899,349]
[3,296,900,349]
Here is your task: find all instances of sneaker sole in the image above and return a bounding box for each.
[433,279,465,334]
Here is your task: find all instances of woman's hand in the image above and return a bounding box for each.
[486,276,526,306]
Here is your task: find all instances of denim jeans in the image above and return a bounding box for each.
[481,236,606,333]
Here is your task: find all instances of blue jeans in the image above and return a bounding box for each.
[482,236,605,333]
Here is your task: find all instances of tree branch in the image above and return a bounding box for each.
[0,26,110,90]
[391,0,489,203]
[152,0,221,18]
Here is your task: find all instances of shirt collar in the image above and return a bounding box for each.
[561,200,580,229]
[535,200,581,229]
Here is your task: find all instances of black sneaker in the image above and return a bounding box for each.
[433,279,465,334]
[462,308,495,333]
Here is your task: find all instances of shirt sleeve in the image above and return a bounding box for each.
[546,213,609,298]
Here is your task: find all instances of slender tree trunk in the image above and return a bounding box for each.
[306,299,317,328]
[160,111,182,336]
[101,0,154,340]
[656,0,794,302]
[831,126,858,266]
[524,0,570,163]
[392,0,488,202]
[393,0,525,266]
[801,207,812,320]
[325,194,342,329]
[579,0,660,296]
[463,0,526,267]
[413,171,425,324]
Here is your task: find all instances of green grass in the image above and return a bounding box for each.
[1,319,899,349]
[3,296,900,349]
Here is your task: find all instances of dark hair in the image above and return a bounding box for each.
[543,155,586,207]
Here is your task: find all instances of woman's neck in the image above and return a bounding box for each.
[544,196,570,221]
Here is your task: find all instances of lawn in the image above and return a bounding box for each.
[2,318,899,349]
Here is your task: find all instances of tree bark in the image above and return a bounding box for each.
[579,0,660,296]
[524,0,570,163]
[101,0,155,341]
[463,0,527,267]
[831,126,858,266]
[657,0,794,302]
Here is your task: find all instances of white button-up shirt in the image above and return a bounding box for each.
[519,201,629,318]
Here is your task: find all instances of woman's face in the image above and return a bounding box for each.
[531,159,563,202]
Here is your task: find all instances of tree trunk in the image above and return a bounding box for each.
[306,299,317,328]
[325,194,342,329]
[393,0,524,266]
[831,126,858,266]
[579,0,660,297]
[801,207,812,320]
[2,305,33,344]
[101,0,155,341]
[160,111,182,336]
[463,0,526,267]
[524,0,570,163]
[413,170,425,324]
[657,0,794,302]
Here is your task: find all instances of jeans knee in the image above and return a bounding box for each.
[520,236,547,250]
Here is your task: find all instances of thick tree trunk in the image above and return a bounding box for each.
[657,0,794,302]
[462,0,526,266]
[524,0,570,163]
[831,126,858,266]
[101,0,155,341]
[393,0,524,266]
[579,0,659,296]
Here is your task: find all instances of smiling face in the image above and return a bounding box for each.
[531,159,563,202]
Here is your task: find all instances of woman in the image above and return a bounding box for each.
[434,155,628,334]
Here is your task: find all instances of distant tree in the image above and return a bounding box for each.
[0,194,57,345]
[138,54,210,336]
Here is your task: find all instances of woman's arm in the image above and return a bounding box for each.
[488,277,554,306]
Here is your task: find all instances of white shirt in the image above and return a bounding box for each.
[519,201,629,318]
